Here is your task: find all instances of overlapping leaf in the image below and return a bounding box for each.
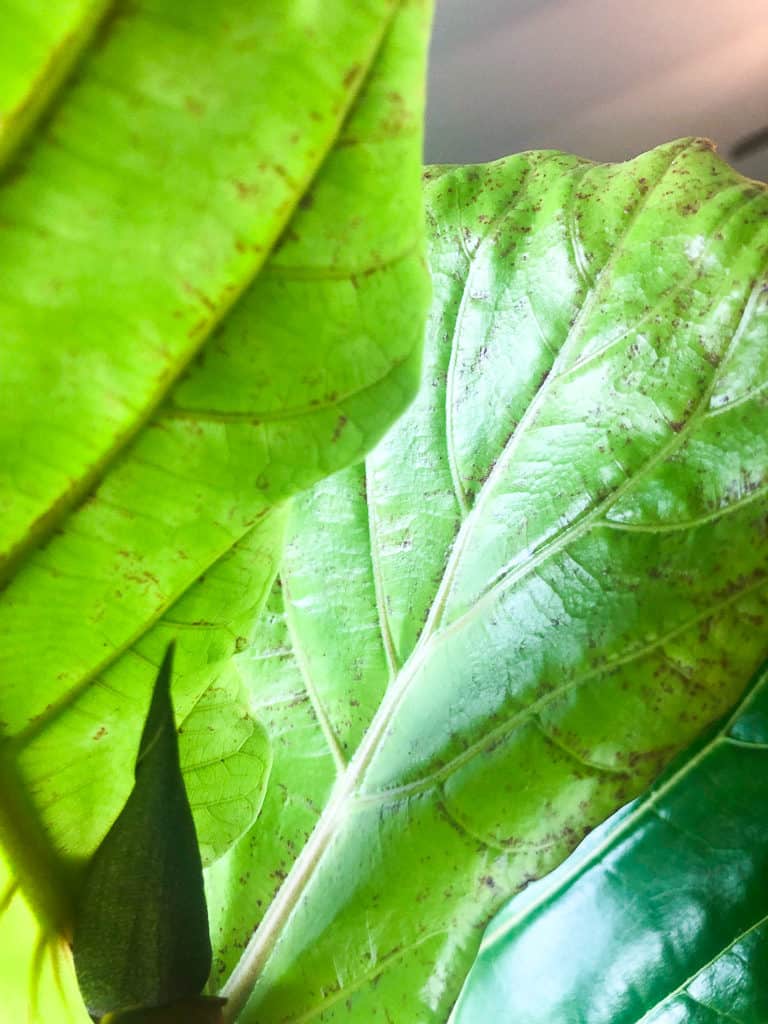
[454,661,768,1023]
[0,0,110,165]
[206,139,768,1022]
[0,0,432,1007]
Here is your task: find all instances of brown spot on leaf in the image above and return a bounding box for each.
[233,179,260,200]
[184,96,204,117]
[332,415,348,442]
[343,64,362,89]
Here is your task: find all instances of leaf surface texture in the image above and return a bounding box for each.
[209,140,768,1021]
[0,0,431,1014]
[454,662,768,1023]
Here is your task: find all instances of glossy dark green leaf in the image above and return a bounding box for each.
[72,645,211,1018]
[201,140,768,1021]
[454,661,768,1023]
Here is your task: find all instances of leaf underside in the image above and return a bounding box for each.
[0,1,431,1019]
[0,0,430,937]
[206,139,768,1023]
[2,14,767,1019]
[454,661,768,1024]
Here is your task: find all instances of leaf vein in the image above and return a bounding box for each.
[357,575,768,806]
[282,574,347,774]
[416,140,693,643]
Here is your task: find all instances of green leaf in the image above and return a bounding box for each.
[206,139,768,1022]
[453,661,768,1024]
[0,0,110,167]
[72,644,212,1018]
[179,669,272,870]
[0,503,284,947]
[0,0,431,949]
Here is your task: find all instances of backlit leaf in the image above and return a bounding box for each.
[206,139,768,1021]
[0,0,431,957]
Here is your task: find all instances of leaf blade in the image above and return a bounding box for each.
[0,0,111,167]
[0,0,431,962]
[212,140,768,1021]
[453,664,768,1024]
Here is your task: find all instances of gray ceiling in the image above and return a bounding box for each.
[425,0,768,181]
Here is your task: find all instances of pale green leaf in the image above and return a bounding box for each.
[180,671,272,869]
[209,139,768,1022]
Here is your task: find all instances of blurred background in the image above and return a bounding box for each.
[425,0,768,181]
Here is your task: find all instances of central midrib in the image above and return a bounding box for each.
[418,141,691,644]
[0,0,115,172]
[220,150,767,1018]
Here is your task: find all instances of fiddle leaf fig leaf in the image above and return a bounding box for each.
[453,661,768,1024]
[4,503,285,941]
[204,139,768,1022]
[72,645,212,1019]
[0,0,431,965]
[2,13,767,1021]
[0,0,110,167]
